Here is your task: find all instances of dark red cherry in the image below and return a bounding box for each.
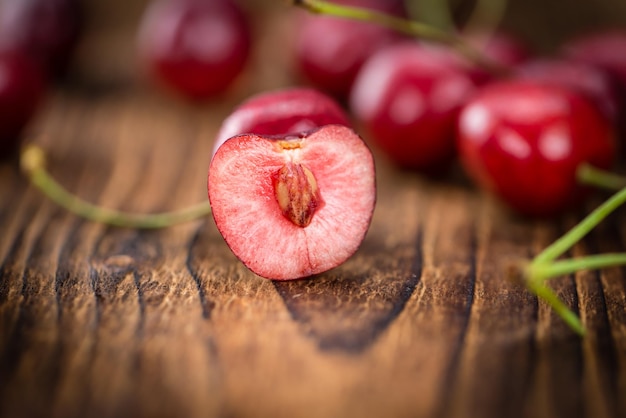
[137,0,251,100]
[563,30,626,91]
[0,49,46,158]
[350,42,477,173]
[457,80,616,217]
[213,87,351,155]
[515,58,619,123]
[0,0,82,77]
[563,31,626,137]
[294,0,407,99]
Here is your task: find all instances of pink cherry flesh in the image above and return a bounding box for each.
[350,42,477,173]
[208,125,376,280]
[293,0,407,99]
[137,0,251,100]
[212,87,351,155]
[457,79,616,217]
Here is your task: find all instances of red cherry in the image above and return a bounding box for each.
[457,80,616,217]
[0,0,82,77]
[0,49,46,158]
[515,58,619,124]
[350,42,477,173]
[137,0,251,100]
[212,87,351,155]
[563,30,626,91]
[294,0,407,99]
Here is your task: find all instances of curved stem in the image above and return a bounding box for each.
[405,0,455,32]
[529,253,626,282]
[533,186,626,265]
[577,162,626,191]
[293,0,511,77]
[20,145,212,229]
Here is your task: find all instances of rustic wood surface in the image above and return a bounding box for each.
[1,1,626,418]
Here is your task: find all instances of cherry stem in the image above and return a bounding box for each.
[405,0,455,32]
[525,279,585,335]
[292,0,511,77]
[20,145,212,229]
[532,186,626,265]
[577,162,626,191]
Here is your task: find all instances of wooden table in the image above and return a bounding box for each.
[1,1,625,417]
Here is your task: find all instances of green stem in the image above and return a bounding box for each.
[532,186,626,265]
[293,0,510,76]
[577,162,626,191]
[20,145,212,229]
[529,253,626,282]
[525,279,585,335]
[404,0,455,32]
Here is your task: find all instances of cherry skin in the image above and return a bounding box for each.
[563,31,626,137]
[350,42,477,173]
[212,87,351,155]
[514,58,619,124]
[293,0,407,99]
[137,0,251,100]
[457,80,616,217]
[0,0,82,77]
[0,49,46,158]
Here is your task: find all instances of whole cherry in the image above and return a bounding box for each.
[457,79,616,217]
[293,0,407,99]
[0,49,46,158]
[350,41,477,173]
[0,0,82,77]
[137,0,251,100]
[212,87,351,155]
[208,89,375,280]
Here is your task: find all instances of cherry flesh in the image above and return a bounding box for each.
[212,87,351,155]
[457,80,616,217]
[350,42,477,173]
[294,0,407,99]
[137,0,251,100]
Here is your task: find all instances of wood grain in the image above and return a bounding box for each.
[1,1,626,417]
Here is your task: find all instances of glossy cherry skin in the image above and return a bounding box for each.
[515,58,619,123]
[0,0,82,76]
[563,31,626,137]
[350,42,477,173]
[0,49,46,158]
[212,87,351,155]
[457,80,616,217]
[137,0,251,100]
[294,0,407,99]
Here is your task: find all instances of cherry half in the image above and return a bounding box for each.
[457,79,616,217]
[208,88,375,280]
[137,0,251,100]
